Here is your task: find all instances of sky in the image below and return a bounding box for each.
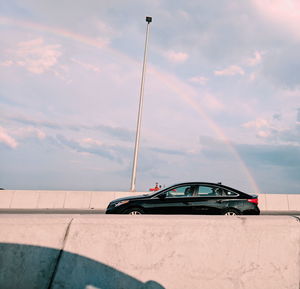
[0,0,299,193]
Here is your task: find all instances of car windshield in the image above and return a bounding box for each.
[147,185,172,197]
[149,184,186,198]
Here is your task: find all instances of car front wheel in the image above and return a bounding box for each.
[125,208,144,215]
[223,209,240,216]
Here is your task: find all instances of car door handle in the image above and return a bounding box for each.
[216,200,224,203]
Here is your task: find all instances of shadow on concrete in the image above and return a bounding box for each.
[0,243,165,289]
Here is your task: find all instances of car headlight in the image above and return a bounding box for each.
[115,200,129,207]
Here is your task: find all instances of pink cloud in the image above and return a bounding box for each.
[189,76,208,85]
[164,50,189,63]
[80,138,103,146]
[0,60,13,67]
[14,127,46,140]
[245,51,263,66]
[252,0,300,39]
[6,38,62,74]
[214,65,245,76]
[242,118,270,129]
[71,58,101,72]
[0,127,18,148]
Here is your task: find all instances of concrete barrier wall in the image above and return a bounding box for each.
[0,190,141,210]
[0,215,299,289]
[11,190,40,209]
[0,190,299,211]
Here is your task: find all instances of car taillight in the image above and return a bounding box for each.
[248,198,258,205]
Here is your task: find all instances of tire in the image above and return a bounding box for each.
[223,209,240,216]
[125,207,144,215]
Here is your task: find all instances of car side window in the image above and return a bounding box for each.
[195,186,219,196]
[221,189,239,197]
[193,186,239,197]
[165,185,194,198]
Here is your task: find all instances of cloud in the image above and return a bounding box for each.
[56,135,116,161]
[242,116,300,145]
[251,0,300,39]
[94,125,134,142]
[273,113,282,121]
[0,60,13,67]
[14,127,46,140]
[164,50,189,63]
[198,135,300,188]
[188,76,208,85]
[264,126,300,145]
[8,116,62,130]
[55,135,131,162]
[149,147,187,156]
[238,143,300,168]
[245,51,263,66]
[71,58,101,72]
[80,138,103,146]
[94,19,117,41]
[214,65,245,76]
[6,38,62,74]
[242,118,270,129]
[7,115,134,142]
[256,130,270,138]
[248,72,257,82]
[262,46,300,89]
[0,127,18,148]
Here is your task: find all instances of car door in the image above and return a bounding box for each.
[191,185,226,215]
[145,185,196,214]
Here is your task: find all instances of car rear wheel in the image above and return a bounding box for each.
[223,209,240,216]
[125,208,144,215]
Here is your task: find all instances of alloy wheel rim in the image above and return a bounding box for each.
[129,211,141,215]
[225,211,237,216]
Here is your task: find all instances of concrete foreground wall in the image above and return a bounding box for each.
[0,190,299,211]
[0,215,299,289]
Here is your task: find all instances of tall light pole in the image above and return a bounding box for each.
[130,16,152,192]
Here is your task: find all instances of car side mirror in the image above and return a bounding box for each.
[158,193,166,199]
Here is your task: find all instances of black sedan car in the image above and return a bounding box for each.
[106,182,260,215]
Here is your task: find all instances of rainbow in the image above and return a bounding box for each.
[1,16,260,193]
[0,16,108,48]
[153,70,259,193]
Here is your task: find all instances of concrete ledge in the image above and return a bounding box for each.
[0,190,14,208]
[0,215,299,289]
[265,194,290,211]
[90,191,116,209]
[37,191,66,209]
[289,194,300,211]
[64,191,91,209]
[10,190,39,208]
[257,193,267,210]
[0,216,72,289]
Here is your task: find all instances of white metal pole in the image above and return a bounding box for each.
[130,16,152,192]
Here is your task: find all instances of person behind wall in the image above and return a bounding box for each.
[149,182,161,192]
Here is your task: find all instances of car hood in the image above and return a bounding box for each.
[110,194,151,204]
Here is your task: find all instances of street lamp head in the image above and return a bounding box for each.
[146,16,152,23]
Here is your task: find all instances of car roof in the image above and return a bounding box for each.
[158,182,249,196]
[168,181,233,187]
